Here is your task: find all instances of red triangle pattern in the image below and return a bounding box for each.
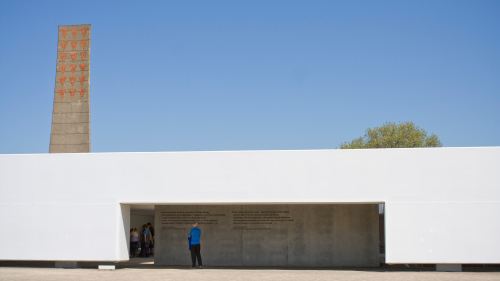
[58,28,89,100]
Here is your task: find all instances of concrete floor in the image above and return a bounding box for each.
[1,258,499,281]
[1,267,500,281]
[2,258,500,281]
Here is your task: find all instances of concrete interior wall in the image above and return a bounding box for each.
[155,204,379,267]
[131,214,155,233]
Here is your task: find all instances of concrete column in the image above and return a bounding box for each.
[436,264,462,272]
[49,24,91,153]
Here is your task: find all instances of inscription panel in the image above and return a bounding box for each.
[155,204,378,267]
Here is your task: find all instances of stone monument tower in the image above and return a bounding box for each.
[49,24,91,153]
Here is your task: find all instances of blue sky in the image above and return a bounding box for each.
[0,0,499,153]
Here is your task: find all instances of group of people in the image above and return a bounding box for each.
[130,222,155,258]
[130,221,203,269]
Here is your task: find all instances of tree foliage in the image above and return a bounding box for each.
[339,121,442,149]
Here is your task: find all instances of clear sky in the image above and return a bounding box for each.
[0,0,499,154]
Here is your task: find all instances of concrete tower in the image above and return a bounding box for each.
[49,24,91,153]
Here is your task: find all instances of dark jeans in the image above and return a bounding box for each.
[190,244,202,267]
[140,241,150,257]
[130,242,138,257]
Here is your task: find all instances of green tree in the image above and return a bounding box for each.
[339,121,442,149]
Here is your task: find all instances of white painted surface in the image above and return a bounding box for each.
[386,202,500,263]
[118,204,130,261]
[0,147,499,263]
[98,265,115,270]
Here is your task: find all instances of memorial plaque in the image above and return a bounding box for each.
[155,204,379,267]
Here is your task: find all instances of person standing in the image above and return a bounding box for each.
[188,222,202,269]
[140,224,150,258]
[147,222,155,255]
[146,224,153,256]
[130,228,139,258]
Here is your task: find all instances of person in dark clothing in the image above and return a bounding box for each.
[139,224,150,257]
[147,222,155,255]
[188,222,202,269]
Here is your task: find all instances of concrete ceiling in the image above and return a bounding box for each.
[130,204,155,215]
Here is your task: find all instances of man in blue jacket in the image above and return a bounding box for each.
[188,222,202,269]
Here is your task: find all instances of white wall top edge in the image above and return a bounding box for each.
[2,145,498,156]
[1,147,499,205]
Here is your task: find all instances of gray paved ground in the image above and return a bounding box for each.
[1,267,500,281]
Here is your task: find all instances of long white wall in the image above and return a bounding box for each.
[0,147,499,263]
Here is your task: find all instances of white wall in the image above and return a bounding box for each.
[0,147,499,263]
[386,202,500,263]
[119,204,130,261]
[0,203,119,261]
